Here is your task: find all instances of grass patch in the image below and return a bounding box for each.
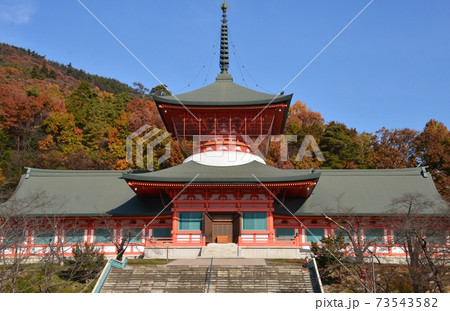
[127,258,173,265]
[1,262,104,293]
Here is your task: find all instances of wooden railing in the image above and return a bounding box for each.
[273,236,299,245]
[238,233,301,246]
[146,237,172,246]
[173,233,205,246]
[145,233,206,246]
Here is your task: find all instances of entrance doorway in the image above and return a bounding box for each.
[213,222,232,243]
[205,213,240,244]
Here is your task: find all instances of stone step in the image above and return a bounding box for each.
[101,264,316,293]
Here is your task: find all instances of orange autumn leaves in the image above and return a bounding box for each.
[267,101,449,201]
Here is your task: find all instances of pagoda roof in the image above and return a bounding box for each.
[154,74,293,107]
[122,160,320,184]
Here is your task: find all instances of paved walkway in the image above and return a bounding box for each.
[166,258,266,266]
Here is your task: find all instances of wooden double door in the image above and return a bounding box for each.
[205,213,240,244]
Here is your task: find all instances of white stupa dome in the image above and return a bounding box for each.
[183,150,266,167]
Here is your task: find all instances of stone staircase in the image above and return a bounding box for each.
[208,265,314,293]
[101,265,209,293]
[100,263,316,293]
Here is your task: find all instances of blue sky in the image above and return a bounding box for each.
[0,0,449,133]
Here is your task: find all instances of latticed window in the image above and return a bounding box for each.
[35,230,55,245]
[275,228,295,238]
[365,228,384,244]
[394,229,447,245]
[179,212,203,231]
[242,212,267,231]
[4,230,26,245]
[153,228,171,238]
[94,228,113,243]
[123,228,142,243]
[64,229,85,244]
[424,230,447,245]
[305,228,324,243]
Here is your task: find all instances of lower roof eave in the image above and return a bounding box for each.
[14,212,168,217]
[293,212,448,217]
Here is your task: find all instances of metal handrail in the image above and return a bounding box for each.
[205,257,213,293]
[92,257,128,293]
[307,256,324,293]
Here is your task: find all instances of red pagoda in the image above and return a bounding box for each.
[123,2,320,248]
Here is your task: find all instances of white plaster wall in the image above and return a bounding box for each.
[144,247,202,259]
[239,247,309,259]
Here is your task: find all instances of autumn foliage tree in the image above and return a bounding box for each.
[0,84,47,180]
[38,112,85,169]
[126,97,164,132]
[372,127,419,169]
[269,101,324,169]
[415,120,450,201]
[0,84,44,139]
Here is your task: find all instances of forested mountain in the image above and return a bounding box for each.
[0,43,183,193]
[0,43,140,95]
[0,43,448,201]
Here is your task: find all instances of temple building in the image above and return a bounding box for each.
[1,3,447,259]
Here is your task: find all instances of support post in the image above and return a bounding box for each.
[172,210,179,245]
[267,211,274,245]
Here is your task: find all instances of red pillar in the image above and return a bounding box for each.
[267,211,274,245]
[172,210,179,245]
[87,219,92,244]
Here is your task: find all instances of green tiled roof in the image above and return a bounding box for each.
[4,168,165,217]
[3,166,446,217]
[123,161,320,183]
[290,168,446,216]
